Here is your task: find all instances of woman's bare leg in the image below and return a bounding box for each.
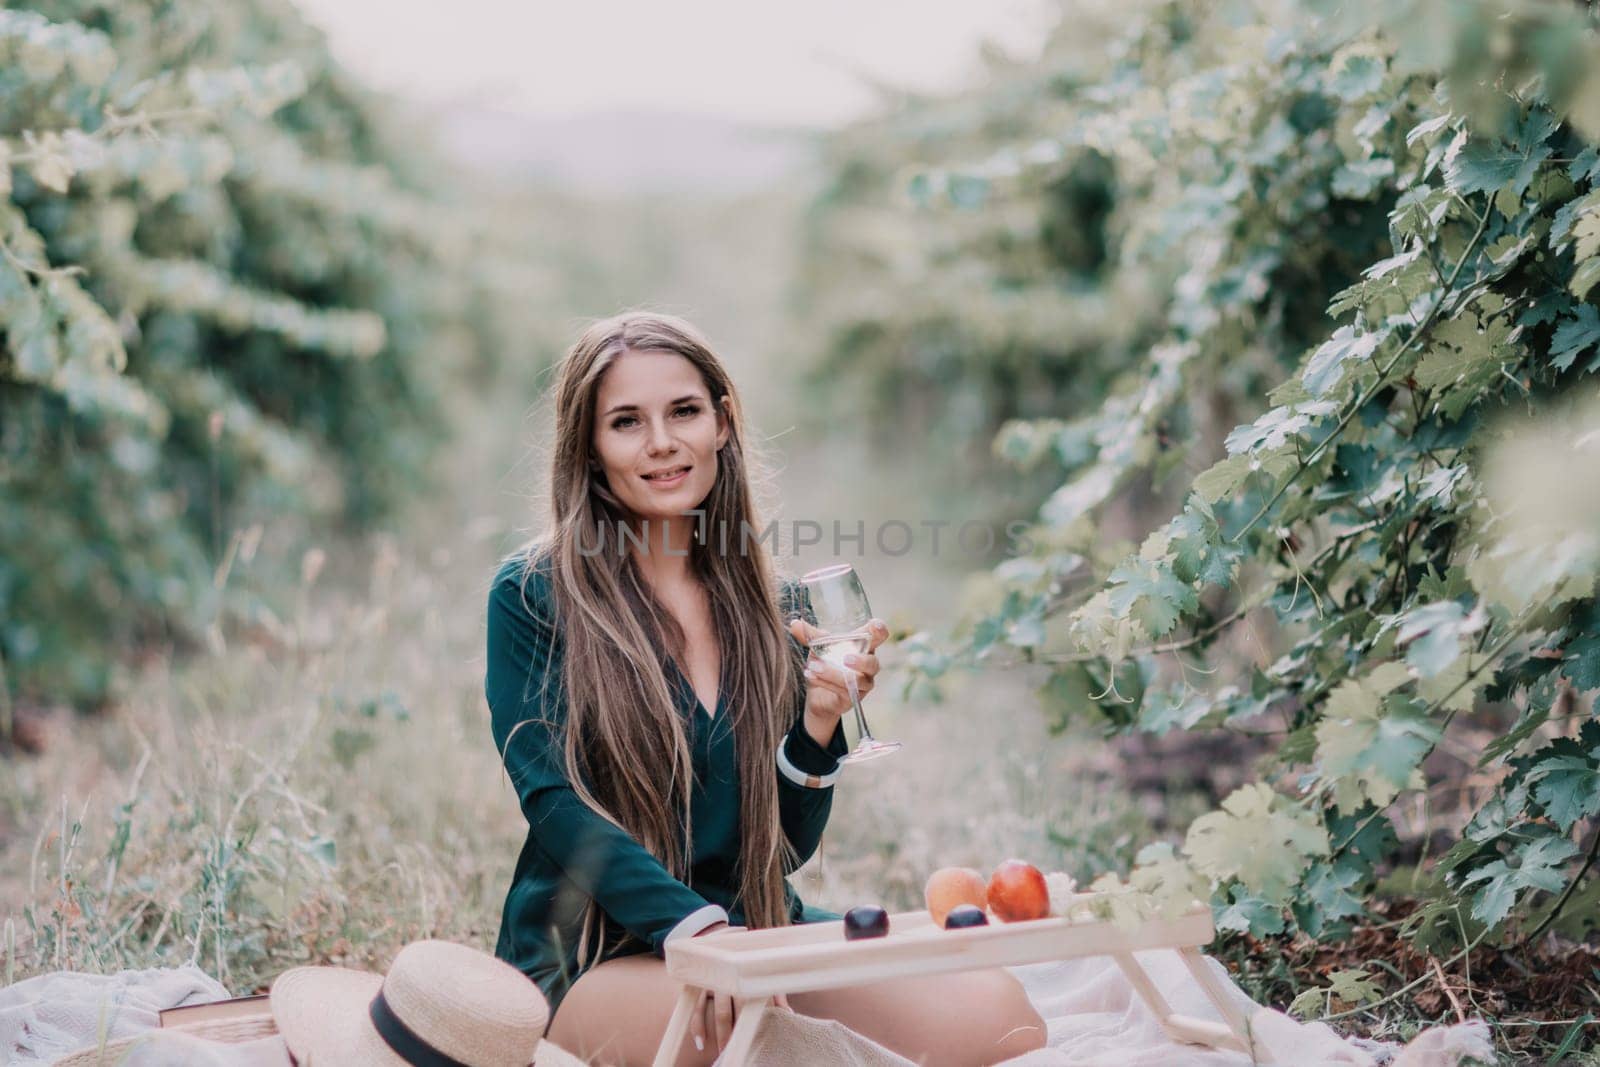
[549,954,1045,1067]
[788,967,1046,1066]
[548,954,719,1067]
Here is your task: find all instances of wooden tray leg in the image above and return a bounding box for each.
[714,997,767,1067]
[1112,952,1181,1040]
[652,984,703,1067]
[1177,946,1257,1062]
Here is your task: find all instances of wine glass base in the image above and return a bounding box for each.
[840,738,902,764]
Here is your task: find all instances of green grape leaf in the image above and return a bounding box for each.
[1391,184,1450,241]
[1565,627,1600,692]
[1166,501,1241,587]
[1571,146,1600,183]
[1215,884,1285,937]
[1552,192,1600,249]
[1463,835,1578,928]
[1194,455,1252,503]
[1526,725,1600,832]
[1530,754,1600,832]
[1573,257,1600,302]
[1130,842,1211,919]
[1290,968,1383,1019]
[1316,667,1437,811]
[1294,859,1366,937]
[1303,325,1380,397]
[1085,872,1150,932]
[1185,783,1330,905]
[1576,210,1600,262]
[1225,401,1337,455]
[1327,808,1399,867]
[1443,110,1557,197]
[1551,305,1600,373]
[1106,558,1197,638]
[1413,310,1519,416]
[1392,600,1484,678]
[1138,685,1218,733]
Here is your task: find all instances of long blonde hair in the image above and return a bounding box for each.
[520,310,799,964]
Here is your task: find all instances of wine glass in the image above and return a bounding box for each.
[797,563,901,763]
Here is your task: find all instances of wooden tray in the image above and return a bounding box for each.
[654,900,1258,1066]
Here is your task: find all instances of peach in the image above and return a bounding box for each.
[986,860,1050,922]
[924,866,988,926]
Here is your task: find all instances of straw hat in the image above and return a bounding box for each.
[270,939,550,1066]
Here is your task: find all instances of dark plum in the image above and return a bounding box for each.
[843,905,890,940]
[943,904,989,929]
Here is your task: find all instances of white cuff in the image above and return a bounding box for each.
[776,741,842,789]
[664,903,729,944]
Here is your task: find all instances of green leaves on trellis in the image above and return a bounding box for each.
[1,2,518,706]
[856,0,1600,949]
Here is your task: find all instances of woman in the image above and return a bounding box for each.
[486,311,1045,1065]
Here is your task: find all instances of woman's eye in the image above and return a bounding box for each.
[610,405,696,429]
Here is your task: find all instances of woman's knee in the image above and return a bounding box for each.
[972,968,1048,1060]
[549,956,717,1067]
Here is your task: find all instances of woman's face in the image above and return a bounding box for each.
[591,349,729,522]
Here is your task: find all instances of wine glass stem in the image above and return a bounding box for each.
[846,674,875,742]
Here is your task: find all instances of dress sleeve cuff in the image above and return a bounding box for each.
[664,903,730,945]
[777,718,845,788]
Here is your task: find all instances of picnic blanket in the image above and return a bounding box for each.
[743,950,1492,1066]
[3,952,1492,1066]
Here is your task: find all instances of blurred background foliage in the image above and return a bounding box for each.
[0,0,564,707]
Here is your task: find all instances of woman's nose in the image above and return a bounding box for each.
[645,418,677,454]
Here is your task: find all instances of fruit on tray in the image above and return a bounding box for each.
[923,866,988,926]
[986,860,1051,922]
[843,905,890,940]
[943,904,989,929]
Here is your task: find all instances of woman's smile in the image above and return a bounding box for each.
[640,464,691,488]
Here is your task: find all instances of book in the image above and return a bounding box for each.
[158,994,272,1028]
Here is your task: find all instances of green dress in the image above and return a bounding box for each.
[485,552,846,1016]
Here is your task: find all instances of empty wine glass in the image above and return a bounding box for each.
[797,563,901,763]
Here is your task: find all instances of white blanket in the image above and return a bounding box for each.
[746,950,1492,1067]
[0,962,232,1065]
[3,953,1491,1067]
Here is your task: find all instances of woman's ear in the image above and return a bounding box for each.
[715,395,733,450]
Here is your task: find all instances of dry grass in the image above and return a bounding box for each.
[0,518,1166,994]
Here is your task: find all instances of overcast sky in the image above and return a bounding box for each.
[291,1,1057,127]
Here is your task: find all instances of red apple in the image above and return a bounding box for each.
[986,860,1050,922]
[924,867,987,926]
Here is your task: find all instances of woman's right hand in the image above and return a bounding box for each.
[686,924,788,1054]
[689,922,738,1053]
[788,617,888,747]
